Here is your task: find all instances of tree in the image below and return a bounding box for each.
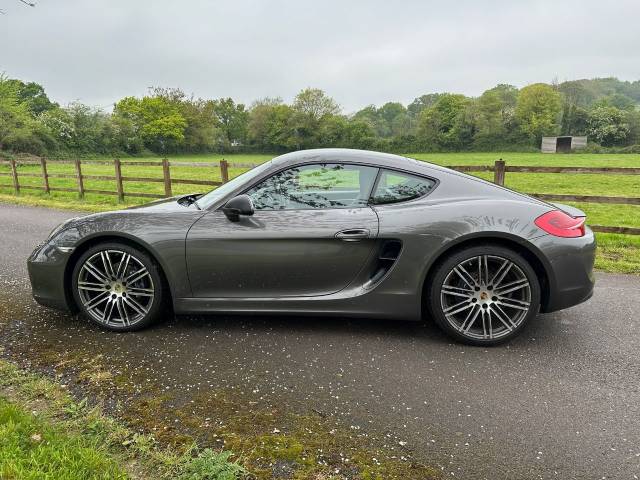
[0,75,54,154]
[210,98,248,149]
[353,102,410,139]
[114,96,187,153]
[473,84,519,148]
[352,105,381,134]
[247,99,296,152]
[291,88,341,149]
[7,79,58,115]
[292,88,340,121]
[408,94,442,118]
[558,80,595,108]
[418,94,471,150]
[147,87,222,152]
[587,106,630,146]
[592,94,636,111]
[180,99,220,152]
[0,76,29,150]
[515,83,562,142]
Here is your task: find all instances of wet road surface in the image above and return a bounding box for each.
[1,202,639,479]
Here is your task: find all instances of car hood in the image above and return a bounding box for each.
[48,194,202,237]
[123,193,202,212]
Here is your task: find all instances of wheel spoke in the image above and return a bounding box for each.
[496,297,530,311]
[116,297,130,326]
[116,253,130,279]
[462,306,482,333]
[441,284,474,299]
[102,299,116,324]
[101,251,116,279]
[127,287,154,297]
[83,291,110,310]
[453,265,477,288]
[494,278,529,296]
[492,304,517,330]
[125,267,150,285]
[123,296,148,317]
[477,255,489,286]
[489,259,513,288]
[443,299,473,315]
[82,261,108,283]
[487,309,493,339]
[481,309,491,339]
[78,281,106,292]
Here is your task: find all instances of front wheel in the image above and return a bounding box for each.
[429,245,541,346]
[71,242,165,332]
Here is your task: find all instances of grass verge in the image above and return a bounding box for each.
[0,359,246,480]
[0,340,441,480]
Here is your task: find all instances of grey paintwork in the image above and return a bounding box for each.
[27,148,596,320]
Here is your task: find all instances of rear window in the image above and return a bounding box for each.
[370,170,435,205]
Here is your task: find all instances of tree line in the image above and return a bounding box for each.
[1,75,639,157]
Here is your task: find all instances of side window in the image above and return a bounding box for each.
[371,170,435,205]
[246,163,378,210]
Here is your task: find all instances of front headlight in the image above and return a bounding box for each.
[47,223,83,249]
[47,217,79,241]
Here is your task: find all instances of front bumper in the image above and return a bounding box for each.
[531,227,597,313]
[27,242,75,312]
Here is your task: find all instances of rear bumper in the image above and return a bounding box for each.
[27,242,74,312]
[531,228,596,313]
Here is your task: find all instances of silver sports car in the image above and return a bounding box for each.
[27,149,595,345]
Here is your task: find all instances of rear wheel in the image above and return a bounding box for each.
[71,242,164,331]
[429,245,540,346]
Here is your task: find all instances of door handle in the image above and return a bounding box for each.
[335,228,370,241]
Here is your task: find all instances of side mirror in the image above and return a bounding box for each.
[222,194,255,222]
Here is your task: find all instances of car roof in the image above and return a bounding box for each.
[271,148,420,170]
[269,148,469,180]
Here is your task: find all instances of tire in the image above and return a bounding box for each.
[71,242,165,332]
[428,244,540,346]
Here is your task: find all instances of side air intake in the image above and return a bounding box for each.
[363,240,402,290]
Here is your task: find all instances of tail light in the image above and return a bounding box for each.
[535,210,586,238]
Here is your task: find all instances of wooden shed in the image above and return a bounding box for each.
[541,136,587,153]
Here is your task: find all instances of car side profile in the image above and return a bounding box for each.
[27,149,596,345]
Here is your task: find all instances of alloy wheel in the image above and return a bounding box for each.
[440,255,532,340]
[76,249,155,327]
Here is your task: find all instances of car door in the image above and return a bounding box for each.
[186,163,380,298]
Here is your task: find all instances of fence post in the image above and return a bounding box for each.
[220,159,229,183]
[74,158,85,198]
[114,158,124,202]
[494,159,506,186]
[40,157,50,194]
[9,159,19,194]
[162,158,172,197]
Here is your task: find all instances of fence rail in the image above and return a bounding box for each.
[0,157,232,200]
[0,157,638,235]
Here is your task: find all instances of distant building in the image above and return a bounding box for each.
[541,136,587,153]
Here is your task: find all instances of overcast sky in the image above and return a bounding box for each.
[1,0,639,112]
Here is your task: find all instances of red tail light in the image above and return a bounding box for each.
[535,210,586,238]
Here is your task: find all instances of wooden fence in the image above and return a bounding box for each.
[0,157,638,235]
[0,158,251,201]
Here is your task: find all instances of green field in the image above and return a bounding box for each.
[1,152,639,273]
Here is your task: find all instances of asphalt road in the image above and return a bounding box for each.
[1,202,639,479]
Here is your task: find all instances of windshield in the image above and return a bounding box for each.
[196,160,273,209]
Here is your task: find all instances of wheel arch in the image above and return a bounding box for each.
[420,232,553,316]
[64,233,174,312]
